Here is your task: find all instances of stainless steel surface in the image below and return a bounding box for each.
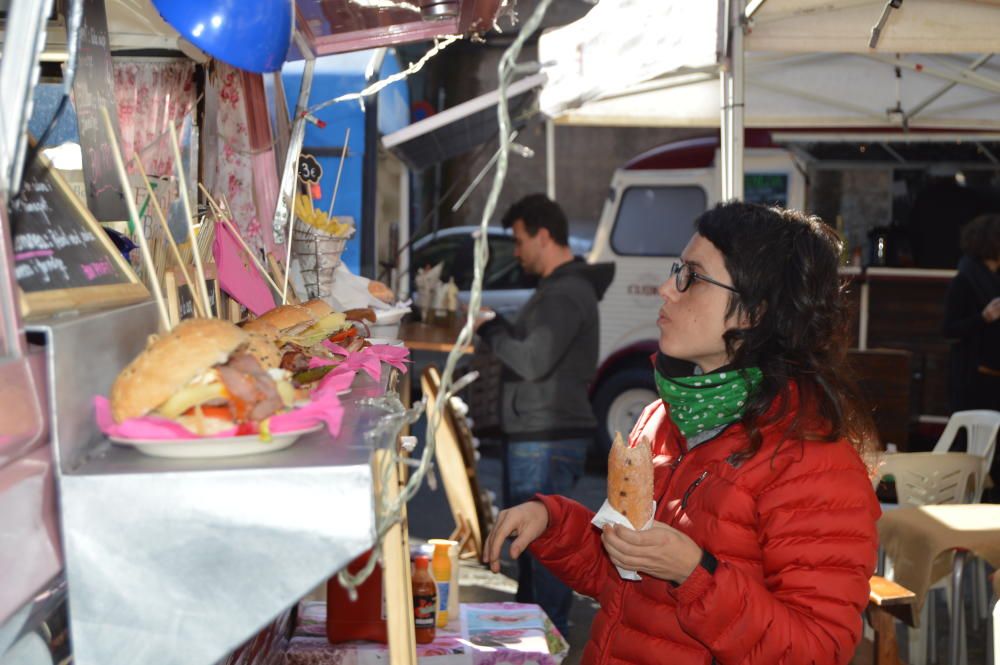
[57,363,405,665]
[27,301,159,474]
[273,44,315,245]
[0,575,67,662]
[0,346,47,466]
[0,448,61,628]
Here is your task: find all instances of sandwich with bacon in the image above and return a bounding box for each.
[110,318,295,435]
[242,300,374,388]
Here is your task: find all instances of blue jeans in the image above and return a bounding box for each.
[502,438,588,636]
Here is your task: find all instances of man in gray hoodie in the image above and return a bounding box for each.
[476,194,614,636]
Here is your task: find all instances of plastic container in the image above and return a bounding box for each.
[428,538,459,626]
[412,555,437,644]
[430,542,451,627]
[326,549,387,644]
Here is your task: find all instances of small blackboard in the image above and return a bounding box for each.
[297,154,323,184]
[165,265,227,326]
[73,0,129,222]
[11,153,148,318]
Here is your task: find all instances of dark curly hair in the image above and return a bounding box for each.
[960,214,1000,262]
[696,202,876,462]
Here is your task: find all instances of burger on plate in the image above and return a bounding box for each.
[110,318,295,435]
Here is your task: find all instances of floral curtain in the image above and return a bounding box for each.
[205,62,281,257]
[113,59,196,177]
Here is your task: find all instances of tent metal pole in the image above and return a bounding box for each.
[719,0,731,200]
[731,0,745,201]
[720,69,730,199]
[545,118,556,200]
[864,53,1000,95]
[905,53,993,122]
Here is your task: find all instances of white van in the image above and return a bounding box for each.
[588,134,807,454]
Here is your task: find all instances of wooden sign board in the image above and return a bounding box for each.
[421,365,495,559]
[164,264,239,326]
[11,153,148,318]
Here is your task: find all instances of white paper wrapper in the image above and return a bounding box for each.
[591,499,657,580]
[327,263,408,313]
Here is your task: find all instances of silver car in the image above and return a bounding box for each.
[411,226,592,319]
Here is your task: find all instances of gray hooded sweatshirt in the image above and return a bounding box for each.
[477,258,614,441]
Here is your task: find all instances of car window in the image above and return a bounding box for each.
[412,235,465,281]
[611,186,706,257]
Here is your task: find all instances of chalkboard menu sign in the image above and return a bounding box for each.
[165,265,231,326]
[10,153,148,318]
[73,0,129,222]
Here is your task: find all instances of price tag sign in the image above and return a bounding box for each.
[297,154,323,184]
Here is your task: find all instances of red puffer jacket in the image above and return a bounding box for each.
[529,398,880,665]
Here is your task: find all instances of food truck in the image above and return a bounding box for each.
[0,1,506,663]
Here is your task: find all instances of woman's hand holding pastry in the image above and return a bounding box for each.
[601,521,703,584]
[483,501,549,573]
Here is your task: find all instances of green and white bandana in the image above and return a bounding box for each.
[654,365,763,439]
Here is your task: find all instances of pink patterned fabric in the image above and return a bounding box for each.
[113,59,196,176]
[206,63,280,257]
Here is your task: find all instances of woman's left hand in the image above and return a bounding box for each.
[601,521,703,584]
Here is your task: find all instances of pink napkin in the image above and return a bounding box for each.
[366,344,410,373]
[313,366,357,396]
[94,386,346,440]
[311,343,410,382]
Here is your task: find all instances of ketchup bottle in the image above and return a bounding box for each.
[412,555,437,644]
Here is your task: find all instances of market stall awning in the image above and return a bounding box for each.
[381,73,545,171]
[537,0,722,119]
[538,0,1000,130]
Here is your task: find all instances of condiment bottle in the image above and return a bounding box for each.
[412,555,437,644]
[430,541,452,627]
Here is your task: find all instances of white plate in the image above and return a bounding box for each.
[367,337,405,347]
[109,424,323,459]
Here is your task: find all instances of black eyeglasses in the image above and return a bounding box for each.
[669,261,739,294]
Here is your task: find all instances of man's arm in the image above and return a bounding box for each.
[477,293,585,381]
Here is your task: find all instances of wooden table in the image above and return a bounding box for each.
[399,320,474,354]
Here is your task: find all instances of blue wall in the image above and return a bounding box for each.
[281,50,409,274]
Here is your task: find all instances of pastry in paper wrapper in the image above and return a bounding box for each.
[592,432,655,580]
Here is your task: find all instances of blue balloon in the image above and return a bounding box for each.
[151,0,292,73]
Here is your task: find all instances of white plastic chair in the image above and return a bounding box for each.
[932,410,1000,502]
[880,452,982,507]
[933,410,1000,629]
[876,452,984,665]
[991,579,999,665]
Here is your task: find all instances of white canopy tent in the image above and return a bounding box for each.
[538,0,1000,199]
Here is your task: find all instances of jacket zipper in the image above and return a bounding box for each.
[681,471,709,509]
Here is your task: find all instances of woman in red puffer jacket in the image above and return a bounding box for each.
[484,202,881,665]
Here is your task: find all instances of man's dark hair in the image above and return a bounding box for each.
[500,194,569,246]
[960,214,1000,262]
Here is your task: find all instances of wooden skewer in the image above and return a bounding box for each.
[268,252,298,305]
[168,122,213,317]
[282,191,296,304]
[133,156,206,318]
[326,127,351,221]
[197,183,283,295]
[100,107,171,331]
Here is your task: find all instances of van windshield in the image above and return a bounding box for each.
[611,186,707,256]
